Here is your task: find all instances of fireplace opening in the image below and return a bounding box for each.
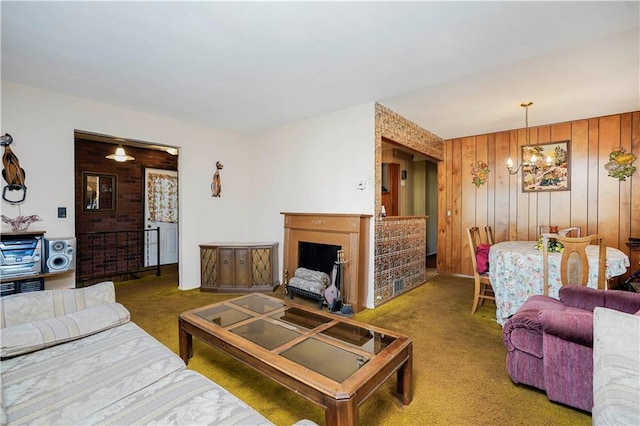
[298,241,341,276]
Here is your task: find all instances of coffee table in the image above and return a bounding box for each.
[179,293,413,426]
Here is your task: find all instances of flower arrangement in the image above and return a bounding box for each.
[604,147,636,181]
[1,214,42,232]
[535,235,564,253]
[471,161,490,187]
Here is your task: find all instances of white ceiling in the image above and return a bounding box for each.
[2,1,638,140]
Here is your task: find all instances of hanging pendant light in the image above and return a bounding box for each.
[506,102,534,175]
[106,146,135,162]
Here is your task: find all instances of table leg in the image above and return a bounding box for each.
[178,318,193,364]
[325,397,357,426]
[396,346,413,405]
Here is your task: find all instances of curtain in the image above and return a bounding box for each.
[147,173,178,223]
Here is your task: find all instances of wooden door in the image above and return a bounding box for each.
[383,163,400,216]
[234,248,250,286]
[218,248,235,287]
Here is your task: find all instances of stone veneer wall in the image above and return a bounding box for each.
[373,103,444,306]
[374,217,427,304]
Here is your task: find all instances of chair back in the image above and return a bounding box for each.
[542,234,606,295]
[557,234,606,289]
[467,227,482,273]
[485,226,495,245]
[466,226,495,313]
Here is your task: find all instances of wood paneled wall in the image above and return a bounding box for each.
[437,111,640,284]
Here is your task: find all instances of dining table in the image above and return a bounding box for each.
[488,240,630,326]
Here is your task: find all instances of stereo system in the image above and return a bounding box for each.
[44,237,76,273]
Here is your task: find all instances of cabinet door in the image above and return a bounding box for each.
[218,248,235,286]
[234,248,250,286]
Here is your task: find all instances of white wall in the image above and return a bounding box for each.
[2,82,378,303]
[1,81,251,290]
[247,104,377,306]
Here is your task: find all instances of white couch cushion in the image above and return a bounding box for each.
[1,321,185,425]
[0,302,130,357]
[593,307,640,425]
[81,369,273,425]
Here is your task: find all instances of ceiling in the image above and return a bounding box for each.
[2,1,638,140]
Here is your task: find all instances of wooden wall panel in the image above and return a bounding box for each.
[494,131,511,243]
[619,113,633,252]
[451,138,462,272]
[632,112,640,238]
[440,111,639,286]
[587,118,601,236]
[570,120,589,235]
[598,115,622,248]
[461,137,476,276]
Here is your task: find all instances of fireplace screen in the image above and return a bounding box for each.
[298,241,340,276]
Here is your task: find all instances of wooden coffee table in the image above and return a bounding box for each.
[179,293,413,425]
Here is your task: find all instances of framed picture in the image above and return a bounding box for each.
[522,141,570,192]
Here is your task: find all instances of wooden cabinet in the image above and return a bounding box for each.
[200,242,279,292]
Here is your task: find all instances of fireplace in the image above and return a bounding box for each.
[298,241,341,277]
[282,212,371,312]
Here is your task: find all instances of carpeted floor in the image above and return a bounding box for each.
[115,267,591,425]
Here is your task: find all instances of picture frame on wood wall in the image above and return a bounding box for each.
[522,140,570,192]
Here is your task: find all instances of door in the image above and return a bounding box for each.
[144,168,178,266]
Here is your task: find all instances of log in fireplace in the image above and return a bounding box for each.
[281,212,371,313]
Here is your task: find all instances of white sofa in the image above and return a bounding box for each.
[0,282,292,425]
[592,307,640,425]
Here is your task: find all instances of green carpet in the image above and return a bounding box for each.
[115,269,591,425]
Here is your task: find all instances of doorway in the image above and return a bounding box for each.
[74,131,179,285]
[144,168,178,266]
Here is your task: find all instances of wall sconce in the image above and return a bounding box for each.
[106,146,135,162]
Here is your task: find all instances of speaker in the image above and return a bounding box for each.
[45,237,76,272]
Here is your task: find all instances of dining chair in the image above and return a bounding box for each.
[484,226,494,245]
[467,226,495,314]
[542,234,606,296]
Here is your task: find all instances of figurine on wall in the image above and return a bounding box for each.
[1,133,28,204]
[211,161,223,197]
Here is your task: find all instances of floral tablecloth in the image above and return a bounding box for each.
[489,240,630,326]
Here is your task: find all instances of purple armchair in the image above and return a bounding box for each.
[502,285,640,412]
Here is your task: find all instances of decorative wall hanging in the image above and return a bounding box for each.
[1,214,42,232]
[471,161,490,187]
[211,161,223,197]
[521,141,570,192]
[1,133,28,204]
[604,147,636,181]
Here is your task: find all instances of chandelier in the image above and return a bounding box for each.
[506,102,550,175]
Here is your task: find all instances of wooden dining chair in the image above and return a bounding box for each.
[467,226,495,314]
[542,234,606,296]
[484,226,495,245]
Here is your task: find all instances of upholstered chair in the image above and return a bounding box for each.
[502,286,640,412]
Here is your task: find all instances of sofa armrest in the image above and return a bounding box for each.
[604,289,640,314]
[0,281,116,328]
[559,286,606,311]
[539,309,594,346]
